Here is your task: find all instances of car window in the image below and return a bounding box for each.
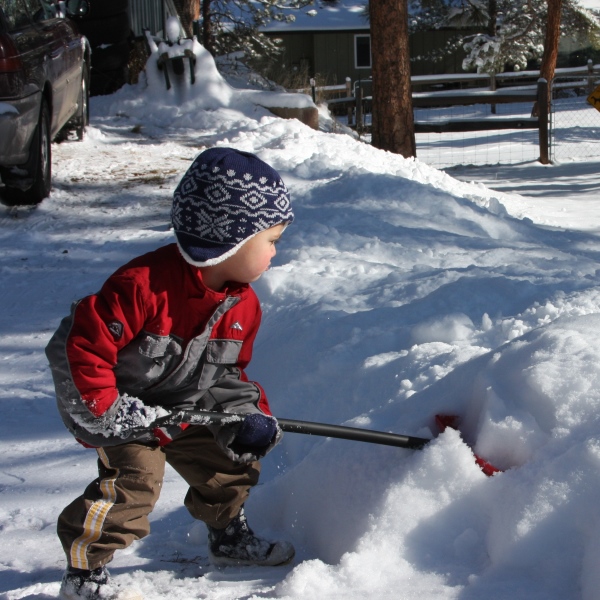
[23,0,57,21]
[2,0,33,30]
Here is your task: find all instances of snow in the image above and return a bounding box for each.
[580,0,600,9]
[2,42,600,600]
[261,0,369,32]
[261,0,600,34]
[0,103,18,116]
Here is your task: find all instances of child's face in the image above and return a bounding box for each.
[220,223,286,285]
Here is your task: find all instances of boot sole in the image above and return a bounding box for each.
[209,544,295,568]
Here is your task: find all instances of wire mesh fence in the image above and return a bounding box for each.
[336,68,600,169]
[550,75,600,163]
[414,102,542,169]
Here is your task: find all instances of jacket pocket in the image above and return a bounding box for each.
[205,339,243,364]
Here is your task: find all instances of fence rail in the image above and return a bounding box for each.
[327,81,550,160]
[304,64,600,165]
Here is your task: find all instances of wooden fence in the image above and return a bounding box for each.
[311,62,600,165]
[412,82,549,162]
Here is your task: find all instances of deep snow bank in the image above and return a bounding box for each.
[2,38,600,600]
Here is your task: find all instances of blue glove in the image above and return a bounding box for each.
[234,413,278,448]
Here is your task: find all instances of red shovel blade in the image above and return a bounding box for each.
[435,414,501,477]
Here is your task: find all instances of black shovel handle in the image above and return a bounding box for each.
[161,410,430,450]
[278,417,429,449]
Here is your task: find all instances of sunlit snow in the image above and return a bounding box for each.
[2,41,600,600]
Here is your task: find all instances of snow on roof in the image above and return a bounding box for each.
[261,0,370,33]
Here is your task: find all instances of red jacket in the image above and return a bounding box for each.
[46,244,272,451]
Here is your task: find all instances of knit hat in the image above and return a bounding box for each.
[172,147,293,266]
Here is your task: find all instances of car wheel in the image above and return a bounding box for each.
[56,62,90,141]
[0,100,51,206]
[75,63,90,140]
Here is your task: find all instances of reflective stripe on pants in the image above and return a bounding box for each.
[57,426,260,569]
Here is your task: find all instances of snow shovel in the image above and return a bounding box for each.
[435,414,500,477]
[159,409,501,476]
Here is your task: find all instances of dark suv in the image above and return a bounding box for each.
[0,0,90,206]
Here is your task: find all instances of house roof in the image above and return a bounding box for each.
[261,0,370,33]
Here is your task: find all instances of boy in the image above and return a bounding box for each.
[46,148,295,600]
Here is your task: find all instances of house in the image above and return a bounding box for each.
[260,1,476,87]
[74,0,181,95]
[260,1,598,89]
[96,0,597,96]
[128,0,180,38]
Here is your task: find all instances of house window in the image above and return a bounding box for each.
[355,35,371,69]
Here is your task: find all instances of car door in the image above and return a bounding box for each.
[0,0,44,159]
[31,1,85,130]
[21,0,72,135]
[59,17,85,125]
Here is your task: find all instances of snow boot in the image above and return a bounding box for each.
[59,566,142,600]
[207,507,295,567]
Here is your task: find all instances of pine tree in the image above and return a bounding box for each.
[370,0,416,157]
[408,0,600,74]
[190,0,312,59]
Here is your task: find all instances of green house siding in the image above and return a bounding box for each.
[410,29,474,75]
[314,32,367,83]
[270,30,368,85]
[275,32,315,74]
[266,28,477,86]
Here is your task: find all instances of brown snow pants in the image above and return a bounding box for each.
[57,425,260,570]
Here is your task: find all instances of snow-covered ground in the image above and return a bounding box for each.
[2,43,600,600]
[581,0,600,10]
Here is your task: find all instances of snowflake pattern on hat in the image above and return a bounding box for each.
[172,148,293,266]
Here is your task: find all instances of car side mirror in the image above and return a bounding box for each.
[66,0,90,18]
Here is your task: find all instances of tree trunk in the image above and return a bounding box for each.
[535,0,562,164]
[540,0,562,88]
[488,0,497,36]
[200,0,214,54]
[177,0,200,39]
[369,0,416,158]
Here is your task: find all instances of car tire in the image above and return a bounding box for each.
[75,63,90,140]
[0,99,51,206]
[57,62,90,141]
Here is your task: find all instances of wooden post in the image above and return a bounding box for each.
[157,52,172,90]
[538,78,550,164]
[588,59,594,94]
[356,84,363,132]
[490,73,497,114]
[346,77,353,126]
